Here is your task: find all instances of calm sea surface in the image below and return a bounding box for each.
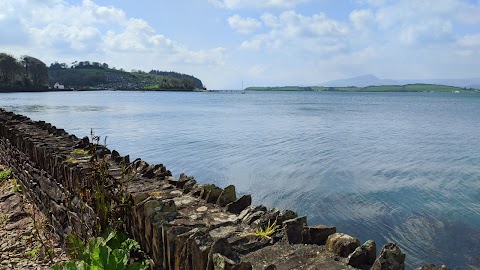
[1,90,479,268]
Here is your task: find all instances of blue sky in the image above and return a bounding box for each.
[1,0,479,89]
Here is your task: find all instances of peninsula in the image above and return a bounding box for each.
[0,52,205,92]
[246,84,479,93]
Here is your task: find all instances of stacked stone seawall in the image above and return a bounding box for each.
[0,108,410,270]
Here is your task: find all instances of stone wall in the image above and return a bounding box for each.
[0,108,408,270]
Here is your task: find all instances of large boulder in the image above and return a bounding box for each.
[302,225,336,245]
[326,233,360,257]
[226,195,252,214]
[216,185,237,207]
[283,216,307,244]
[347,240,376,268]
[371,243,406,270]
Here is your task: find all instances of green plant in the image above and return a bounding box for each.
[65,156,78,163]
[11,178,21,192]
[26,248,41,259]
[245,219,280,240]
[0,168,12,182]
[71,149,90,156]
[52,229,149,270]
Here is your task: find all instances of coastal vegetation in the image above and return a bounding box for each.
[0,52,204,91]
[246,84,479,93]
[52,229,149,270]
[0,53,49,91]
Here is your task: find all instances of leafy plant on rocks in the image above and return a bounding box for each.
[52,228,149,270]
[244,219,281,240]
[11,178,21,192]
[0,168,12,182]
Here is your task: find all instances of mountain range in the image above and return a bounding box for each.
[322,74,480,89]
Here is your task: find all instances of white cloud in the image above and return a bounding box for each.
[456,33,480,56]
[208,0,310,9]
[241,11,349,56]
[0,0,227,70]
[365,0,479,45]
[349,9,374,30]
[228,15,262,34]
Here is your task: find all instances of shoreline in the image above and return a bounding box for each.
[0,108,456,269]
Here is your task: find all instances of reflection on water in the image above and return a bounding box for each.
[1,90,480,268]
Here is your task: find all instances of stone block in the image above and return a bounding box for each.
[226,195,252,214]
[347,239,377,268]
[216,185,237,207]
[283,216,307,244]
[302,224,336,245]
[326,233,360,257]
[371,243,405,270]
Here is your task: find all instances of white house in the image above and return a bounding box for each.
[53,82,65,90]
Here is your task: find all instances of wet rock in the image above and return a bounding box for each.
[371,243,406,270]
[226,195,252,214]
[216,185,237,207]
[347,240,376,268]
[302,224,336,245]
[326,233,360,257]
[283,216,307,244]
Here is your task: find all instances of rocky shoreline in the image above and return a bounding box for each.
[0,108,461,270]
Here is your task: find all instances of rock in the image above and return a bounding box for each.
[212,253,253,270]
[206,186,223,204]
[111,149,120,159]
[283,216,307,244]
[75,136,89,149]
[326,233,360,257]
[302,225,336,245]
[281,209,298,221]
[207,238,241,270]
[415,264,450,270]
[216,185,237,207]
[371,243,406,270]
[347,240,376,268]
[226,195,252,214]
[141,166,155,178]
[242,211,264,225]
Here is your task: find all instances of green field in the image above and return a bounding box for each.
[245,84,478,93]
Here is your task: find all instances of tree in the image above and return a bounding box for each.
[0,53,21,86]
[21,55,48,87]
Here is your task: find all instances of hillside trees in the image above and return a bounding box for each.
[0,53,49,89]
[21,55,49,87]
[0,53,21,86]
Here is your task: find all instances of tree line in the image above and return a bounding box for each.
[0,52,49,90]
[0,53,204,91]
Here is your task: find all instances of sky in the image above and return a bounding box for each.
[1,0,479,89]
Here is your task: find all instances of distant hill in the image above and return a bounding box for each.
[322,74,480,89]
[322,74,399,87]
[246,84,478,93]
[48,63,204,91]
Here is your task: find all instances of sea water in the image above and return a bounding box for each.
[1,90,479,268]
